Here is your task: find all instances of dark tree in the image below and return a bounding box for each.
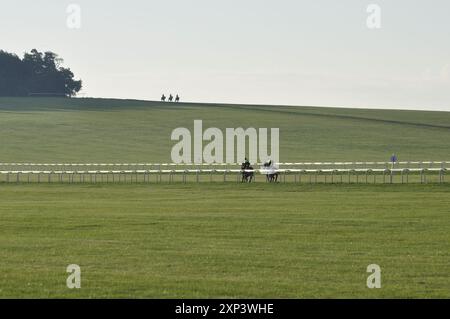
[0,49,82,97]
[0,51,27,96]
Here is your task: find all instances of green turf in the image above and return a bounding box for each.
[0,97,449,163]
[0,97,449,298]
[0,183,449,298]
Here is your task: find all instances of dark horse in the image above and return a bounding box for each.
[264,161,279,183]
[168,94,174,102]
[161,94,166,102]
[175,94,180,102]
[241,163,254,183]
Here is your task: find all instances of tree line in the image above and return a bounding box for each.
[0,49,82,97]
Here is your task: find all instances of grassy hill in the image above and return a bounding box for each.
[0,97,449,163]
[0,97,449,298]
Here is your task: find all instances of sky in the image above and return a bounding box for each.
[1,0,450,111]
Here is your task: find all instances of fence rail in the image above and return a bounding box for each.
[1,161,449,166]
[0,167,447,184]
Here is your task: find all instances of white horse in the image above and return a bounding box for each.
[260,161,279,182]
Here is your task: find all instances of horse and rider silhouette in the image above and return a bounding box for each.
[161,94,180,102]
[241,158,254,183]
[263,160,279,183]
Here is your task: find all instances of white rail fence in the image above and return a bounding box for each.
[1,161,449,168]
[0,161,448,184]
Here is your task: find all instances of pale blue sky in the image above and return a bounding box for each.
[1,0,449,110]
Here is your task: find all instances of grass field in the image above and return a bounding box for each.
[1,183,449,298]
[1,97,450,162]
[0,97,449,298]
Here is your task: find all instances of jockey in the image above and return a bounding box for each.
[241,158,251,172]
[263,159,272,168]
[244,158,250,169]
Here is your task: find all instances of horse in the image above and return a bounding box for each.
[267,172,279,183]
[161,94,166,102]
[241,163,254,183]
[263,161,279,183]
[175,94,180,102]
[168,94,174,102]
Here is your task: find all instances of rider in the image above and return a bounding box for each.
[243,158,250,169]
